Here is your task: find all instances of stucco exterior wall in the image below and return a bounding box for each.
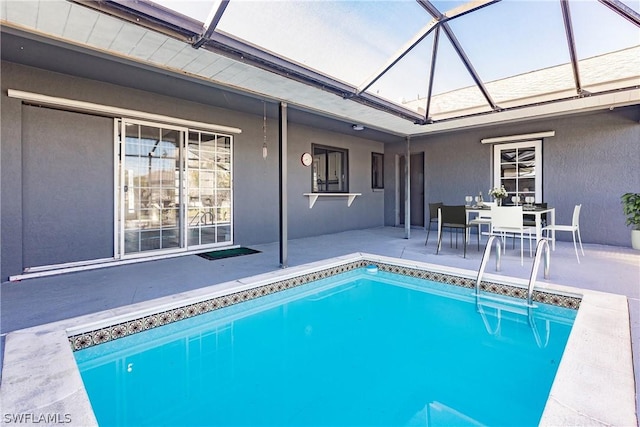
[0,89,23,281]
[287,124,385,237]
[384,107,640,247]
[0,61,384,280]
[21,106,114,267]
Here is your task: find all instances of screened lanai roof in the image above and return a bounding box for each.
[2,0,639,136]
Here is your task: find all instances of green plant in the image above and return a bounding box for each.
[621,193,640,230]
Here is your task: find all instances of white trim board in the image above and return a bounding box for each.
[481,131,555,144]
[7,89,242,134]
[10,246,241,282]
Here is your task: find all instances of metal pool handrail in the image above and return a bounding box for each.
[475,235,502,296]
[528,306,551,349]
[527,238,551,305]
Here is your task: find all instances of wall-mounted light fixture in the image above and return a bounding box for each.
[352,124,365,131]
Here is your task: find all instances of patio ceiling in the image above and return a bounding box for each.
[1,0,639,137]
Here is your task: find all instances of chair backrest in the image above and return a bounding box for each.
[440,205,466,226]
[428,202,444,220]
[572,204,582,227]
[491,206,524,230]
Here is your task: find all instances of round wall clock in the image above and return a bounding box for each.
[301,152,313,167]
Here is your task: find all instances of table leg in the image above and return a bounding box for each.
[535,212,542,245]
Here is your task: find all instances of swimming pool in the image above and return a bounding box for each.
[74,265,577,426]
[0,254,636,426]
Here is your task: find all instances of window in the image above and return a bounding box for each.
[312,144,348,192]
[493,140,542,204]
[371,152,384,189]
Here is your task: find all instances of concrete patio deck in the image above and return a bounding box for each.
[1,226,638,424]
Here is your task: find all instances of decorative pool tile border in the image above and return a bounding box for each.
[372,261,581,310]
[68,258,581,351]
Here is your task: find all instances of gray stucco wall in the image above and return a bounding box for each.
[287,124,385,237]
[1,61,384,280]
[384,107,640,247]
[1,93,22,280]
[21,106,114,267]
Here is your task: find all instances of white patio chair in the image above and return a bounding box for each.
[468,202,494,250]
[542,204,584,263]
[490,206,534,266]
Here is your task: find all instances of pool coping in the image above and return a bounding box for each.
[0,253,636,426]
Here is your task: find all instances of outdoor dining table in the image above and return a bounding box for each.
[465,204,556,246]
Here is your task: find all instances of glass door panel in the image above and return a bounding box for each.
[187,132,233,248]
[122,122,182,255]
[215,136,232,244]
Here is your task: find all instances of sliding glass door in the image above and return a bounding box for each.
[117,120,233,258]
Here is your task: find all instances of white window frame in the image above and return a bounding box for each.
[493,140,543,203]
[115,118,234,260]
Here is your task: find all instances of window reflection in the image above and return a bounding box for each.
[495,141,541,204]
[371,153,384,189]
[312,145,348,193]
[187,132,232,247]
[121,122,233,254]
[123,123,181,253]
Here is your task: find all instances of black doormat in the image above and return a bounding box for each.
[197,247,261,261]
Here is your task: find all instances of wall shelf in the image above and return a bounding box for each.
[303,193,362,209]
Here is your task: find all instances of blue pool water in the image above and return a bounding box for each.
[75,268,576,426]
